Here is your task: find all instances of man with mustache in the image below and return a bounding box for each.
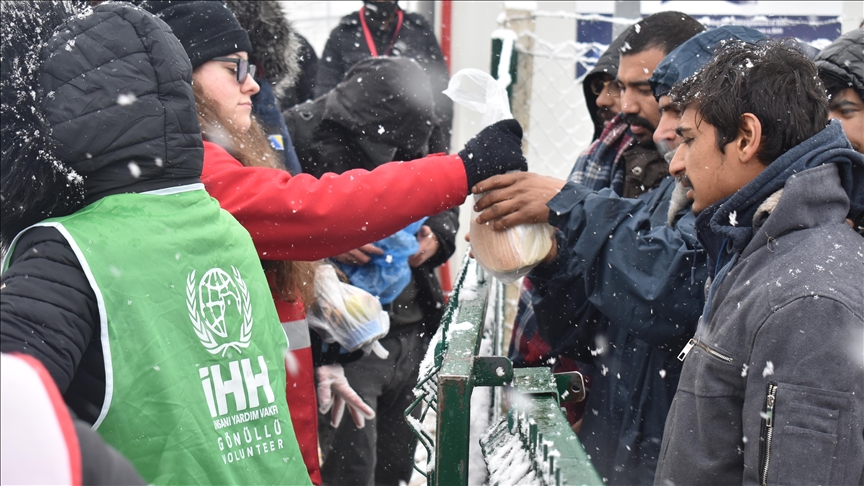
[656,39,864,485]
[475,12,707,484]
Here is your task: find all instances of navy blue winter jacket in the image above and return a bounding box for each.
[530,176,707,484]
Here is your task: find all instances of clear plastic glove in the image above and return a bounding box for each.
[316,363,375,429]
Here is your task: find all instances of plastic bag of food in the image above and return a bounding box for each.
[469,197,555,283]
[307,264,390,357]
[445,68,555,283]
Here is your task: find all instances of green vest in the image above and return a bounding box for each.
[5,186,310,485]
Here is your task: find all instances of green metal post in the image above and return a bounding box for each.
[434,268,489,486]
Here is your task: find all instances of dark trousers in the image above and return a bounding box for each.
[319,329,426,486]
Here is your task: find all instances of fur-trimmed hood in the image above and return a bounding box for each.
[224,0,300,97]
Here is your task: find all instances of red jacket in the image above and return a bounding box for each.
[200,141,468,483]
[200,141,467,261]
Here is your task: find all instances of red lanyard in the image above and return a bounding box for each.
[359,6,404,57]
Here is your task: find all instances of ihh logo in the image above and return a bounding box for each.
[199,356,275,418]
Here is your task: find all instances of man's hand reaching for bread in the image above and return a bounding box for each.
[472,173,566,230]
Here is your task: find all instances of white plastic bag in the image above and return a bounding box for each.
[445,69,554,283]
[442,68,513,128]
[306,265,389,358]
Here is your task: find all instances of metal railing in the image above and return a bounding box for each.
[406,256,602,485]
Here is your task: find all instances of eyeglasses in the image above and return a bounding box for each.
[589,77,622,98]
[212,57,257,84]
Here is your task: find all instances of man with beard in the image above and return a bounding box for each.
[613,12,704,196]
[656,39,864,486]
[506,27,634,432]
[473,12,709,484]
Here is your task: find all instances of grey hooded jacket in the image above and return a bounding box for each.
[655,121,864,485]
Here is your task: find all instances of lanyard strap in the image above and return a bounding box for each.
[359,6,404,57]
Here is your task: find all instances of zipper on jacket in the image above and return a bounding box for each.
[677,337,733,362]
[759,382,778,486]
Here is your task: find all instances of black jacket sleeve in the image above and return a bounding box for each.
[314,24,351,98]
[0,226,99,392]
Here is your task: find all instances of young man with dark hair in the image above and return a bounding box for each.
[656,40,864,485]
[816,29,864,154]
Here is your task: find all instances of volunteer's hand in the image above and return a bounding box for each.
[472,172,566,230]
[459,119,528,191]
[316,364,375,429]
[332,244,383,266]
[408,225,439,267]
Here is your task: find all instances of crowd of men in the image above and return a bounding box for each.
[482,13,863,485]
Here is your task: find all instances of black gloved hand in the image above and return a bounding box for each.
[459,119,527,191]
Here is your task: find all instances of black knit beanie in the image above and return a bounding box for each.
[140,1,252,68]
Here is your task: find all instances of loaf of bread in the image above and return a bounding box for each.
[469,217,554,283]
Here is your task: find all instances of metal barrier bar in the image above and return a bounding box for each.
[407,256,601,485]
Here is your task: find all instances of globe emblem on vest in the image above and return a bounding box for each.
[187,266,254,356]
[199,268,237,338]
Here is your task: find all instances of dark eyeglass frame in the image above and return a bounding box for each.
[212,57,257,84]
[589,77,622,98]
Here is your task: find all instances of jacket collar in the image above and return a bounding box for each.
[711,121,862,251]
[696,121,864,272]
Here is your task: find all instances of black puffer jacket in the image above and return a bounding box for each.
[1,2,203,424]
[315,9,452,147]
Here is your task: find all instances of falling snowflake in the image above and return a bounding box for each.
[378,125,385,134]
[729,210,738,226]
[117,93,137,106]
[659,369,666,378]
[741,364,748,377]
[762,361,774,377]
[128,162,141,178]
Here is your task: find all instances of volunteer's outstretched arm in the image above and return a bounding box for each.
[204,119,526,261]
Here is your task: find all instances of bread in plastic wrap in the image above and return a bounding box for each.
[469,198,555,283]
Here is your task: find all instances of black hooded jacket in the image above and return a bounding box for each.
[315,8,452,147]
[1,2,203,424]
[816,28,864,100]
[286,57,457,334]
[583,27,629,141]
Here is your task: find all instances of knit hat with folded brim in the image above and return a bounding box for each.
[140,0,252,68]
